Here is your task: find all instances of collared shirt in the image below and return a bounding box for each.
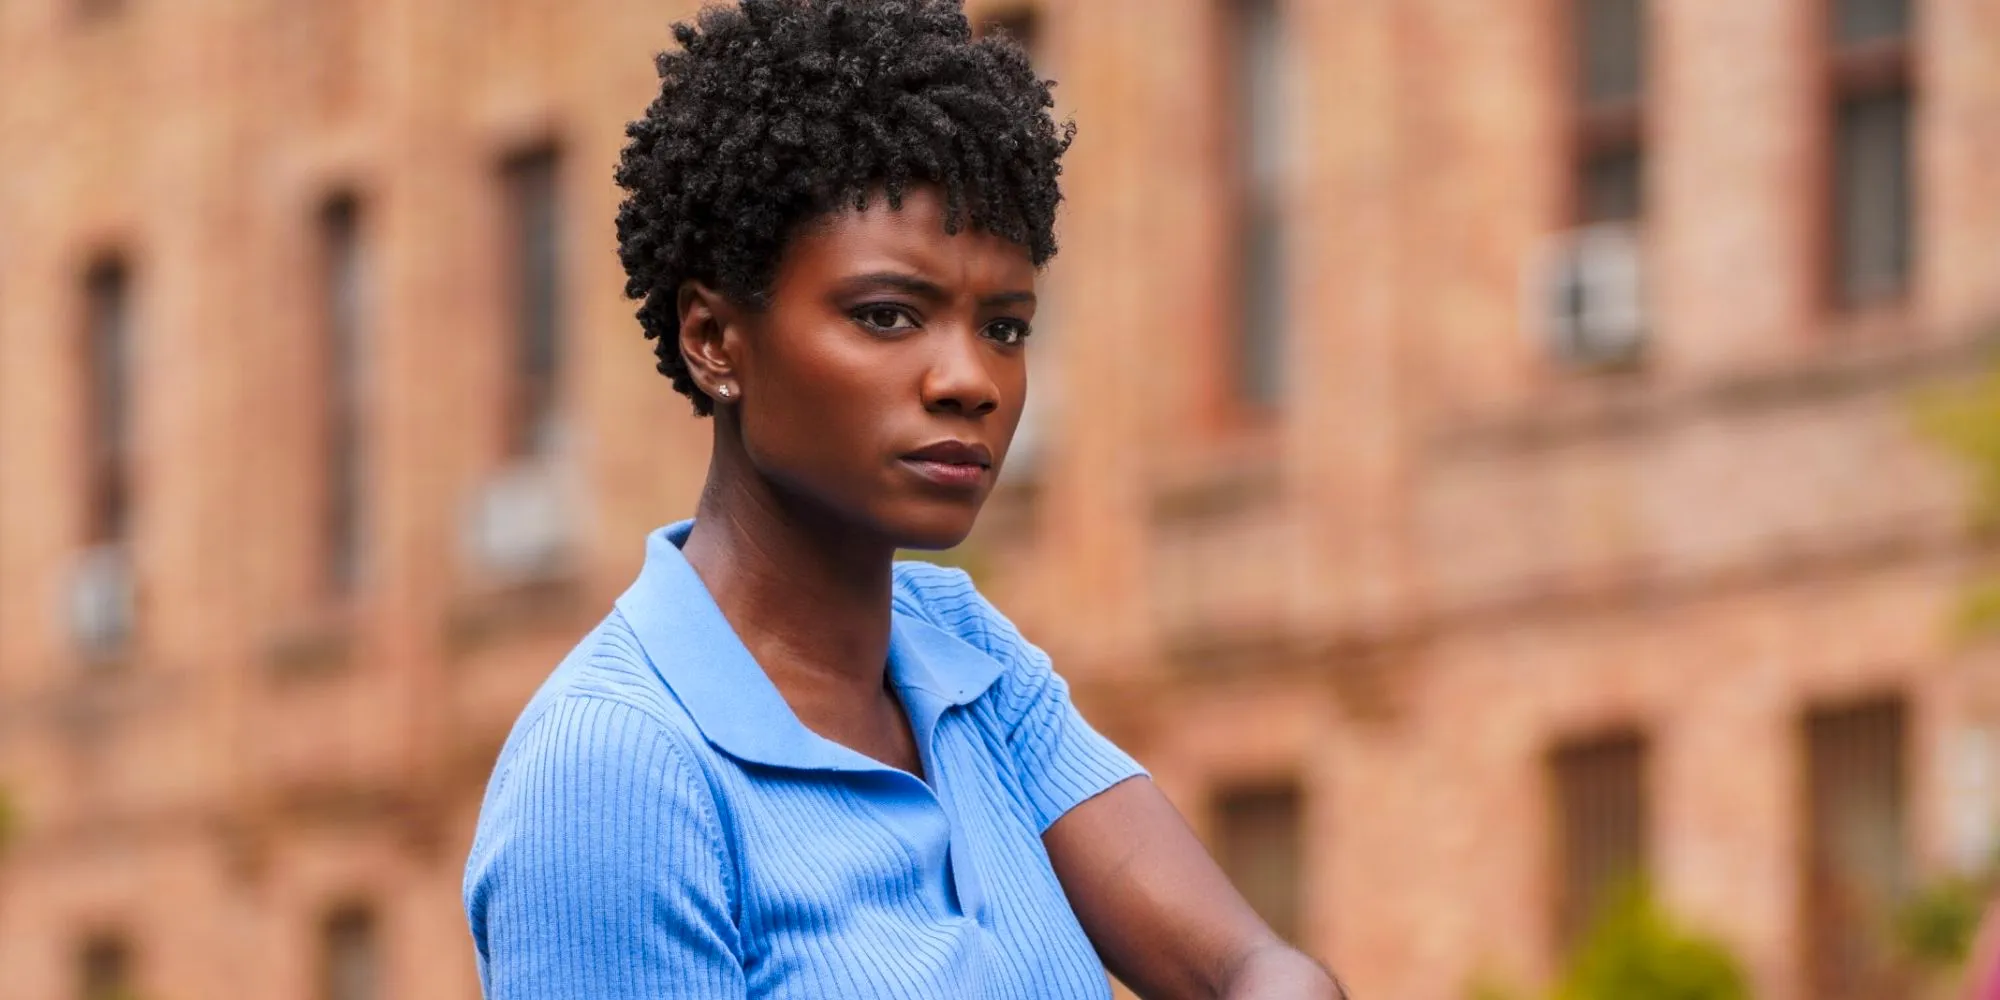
[463,521,1146,999]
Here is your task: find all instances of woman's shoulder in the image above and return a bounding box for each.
[890,561,1023,662]
[491,612,712,784]
[890,560,1066,708]
[464,622,738,958]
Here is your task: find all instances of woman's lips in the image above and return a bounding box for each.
[900,440,992,490]
[900,457,989,490]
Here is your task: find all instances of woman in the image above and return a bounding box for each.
[462,2,1342,997]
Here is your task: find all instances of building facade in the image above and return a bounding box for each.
[2,1,1999,999]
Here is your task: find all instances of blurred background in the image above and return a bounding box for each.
[3,0,1999,998]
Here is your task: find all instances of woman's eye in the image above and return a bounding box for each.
[984,319,1032,346]
[855,306,918,332]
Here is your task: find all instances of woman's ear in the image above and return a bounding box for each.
[677,280,739,400]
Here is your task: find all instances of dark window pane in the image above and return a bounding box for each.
[78,936,131,1000]
[1578,0,1645,103]
[1236,0,1284,192]
[978,7,1040,60]
[502,148,563,457]
[1833,90,1912,306]
[76,0,123,22]
[1214,783,1304,943]
[1580,146,1643,223]
[1551,733,1648,951]
[84,260,131,546]
[1231,0,1285,408]
[1239,205,1285,404]
[1805,698,1911,1000]
[320,196,367,595]
[321,907,380,1000]
[1836,0,1910,45]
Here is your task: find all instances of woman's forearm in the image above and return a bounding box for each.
[1219,941,1348,1000]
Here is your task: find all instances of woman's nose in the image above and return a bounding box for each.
[920,327,1001,417]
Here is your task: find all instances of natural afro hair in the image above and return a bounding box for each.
[614,0,1073,416]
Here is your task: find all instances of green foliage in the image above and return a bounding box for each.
[1954,578,2000,637]
[1459,888,1754,1000]
[1915,369,2000,535]
[0,782,17,856]
[1463,971,1534,1000]
[1914,370,2000,637]
[1895,874,1992,970]
[1553,886,1752,1000]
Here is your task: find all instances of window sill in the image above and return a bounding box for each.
[1823,294,1919,340]
[1149,426,1283,527]
[445,572,590,659]
[45,664,176,743]
[262,607,357,683]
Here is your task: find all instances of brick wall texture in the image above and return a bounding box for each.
[3,1,2000,998]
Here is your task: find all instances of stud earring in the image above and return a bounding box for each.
[717,384,733,399]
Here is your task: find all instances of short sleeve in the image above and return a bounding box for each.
[463,696,746,1000]
[894,565,1148,831]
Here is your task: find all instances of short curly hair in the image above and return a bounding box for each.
[614,0,1073,416]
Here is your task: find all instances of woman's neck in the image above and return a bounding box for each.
[680,446,899,706]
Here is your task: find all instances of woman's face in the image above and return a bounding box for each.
[716,186,1037,551]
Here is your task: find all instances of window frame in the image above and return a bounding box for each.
[1210,778,1307,945]
[1800,695,1913,1000]
[77,933,135,1000]
[318,904,382,1000]
[496,145,566,462]
[1565,0,1649,225]
[81,256,133,550]
[1212,0,1289,423]
[316,194,368,599]
[1547,729,1651,955]
[1820,0,1918,311]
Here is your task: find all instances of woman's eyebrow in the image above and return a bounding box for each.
[980,290,1037,309]
[838,271,948,299]
[836,272,1035,309]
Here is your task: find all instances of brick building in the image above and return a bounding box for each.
[2,1,1999,999]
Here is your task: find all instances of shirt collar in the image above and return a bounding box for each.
[613,520,1003,773]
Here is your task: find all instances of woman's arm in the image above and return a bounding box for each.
[464,696,747,1000]
[890,565,1346,997]
[1045,777,1347,1000]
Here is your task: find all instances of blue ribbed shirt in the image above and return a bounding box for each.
[463,521,1147,998]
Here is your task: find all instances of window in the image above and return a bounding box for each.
[1804,697,1911,1000]
[78,935,132,1000]
[1571,0,1646,223]
[320,906,380,1000]
[1224,0,1286,410]
[1550,732,1648,951]
[74,256,136,660]
[1213,782,1304,943]
[318,196,367,596]
[1837,0,1912,47]
[75,0,124,23]
[977,6,1040,54]
[1828,0,1914,307]
[83,259,132,548]
[499,148,564,459]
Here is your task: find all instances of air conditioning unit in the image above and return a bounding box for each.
[69,543,133,657]
[1530,222,1648,368]
[464,455,576,584]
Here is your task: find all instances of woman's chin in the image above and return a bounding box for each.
[884,506,982,553]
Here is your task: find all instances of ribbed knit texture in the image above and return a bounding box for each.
[464,525,1146,999]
